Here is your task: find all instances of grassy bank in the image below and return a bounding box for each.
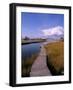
[45,41,64,75]
[22,53,39,77]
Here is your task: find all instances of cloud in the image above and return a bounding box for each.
[42,26,64,36]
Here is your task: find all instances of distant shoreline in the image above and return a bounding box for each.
[22,39,46,45]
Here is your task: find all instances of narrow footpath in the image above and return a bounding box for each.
[30,45,52,76]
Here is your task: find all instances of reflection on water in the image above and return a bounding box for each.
[22,43,42,61]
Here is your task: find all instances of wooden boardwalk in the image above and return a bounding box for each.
[30,45,52,77]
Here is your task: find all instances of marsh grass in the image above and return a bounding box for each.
[45,41,64,75]
[22,53,39,77]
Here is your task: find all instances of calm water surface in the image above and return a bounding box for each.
[22,43,42,61]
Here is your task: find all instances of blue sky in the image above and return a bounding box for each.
[21,12,64,39]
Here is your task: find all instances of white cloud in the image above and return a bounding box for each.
[42,26,64,36]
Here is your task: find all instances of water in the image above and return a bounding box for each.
[22,40,56,61]
[22,43,42,61]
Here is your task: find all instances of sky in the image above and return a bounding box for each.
[21,12,64,39]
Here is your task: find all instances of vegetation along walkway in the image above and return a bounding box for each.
[30,45,52,76]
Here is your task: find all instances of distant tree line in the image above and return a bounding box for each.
[24,36,30,40]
